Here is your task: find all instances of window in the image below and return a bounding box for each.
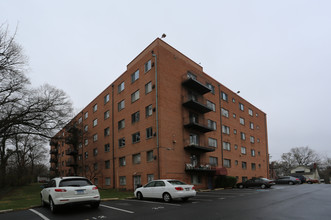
[241,146,246,154]
[208,120,216,130]
[209,157,218,166]
[191,175,201,184]
[235,160,238,165]
[222,125,230,134]
[93,148,98,156]
[84,139,88,146]
[132,132,140,143]
[119,157,126,166]
[146,127,153,139]
[221,108,229,117]
[78,117,82,124]
[131,111,140,123]
[242,162,247,169]
[208,138,217,148]
[189,133,199,145]
[223,142,231,151]
[147,150,153,162]
[250,136,255,143]
[131,69,139,83]
[145,60,152,72]
[207,100,216,111]
[221,92,228,101]
[79,143,82,148]
[93,119,98,127]
[84,112,88,119]
[240,117,245,125]
[145,81,152,94]
[93,104,98,112]
[146,105,153,117]
[206,83,215,94]
[248,109,253,116]
[147,174,154,182]
[232,98,235,103]
[233,113,236,118]
[257,138,260,143]
[118,81,125,93]
[104,94,110,104]
[118,100,125,111]
[84,152,88,159]
[234,129,237,134]
[119,176,126,186]
[234,144,238,150]
[94,178,98,185]
[239,103,244,111]
[132,153,141,164]
[240,132,246,140]
[224,159,231,168]
[256,113,259,117]
[251,163,256,170]
[93,134,98,142]
[84,125,88,132]
[119,138,125,148]
[105,177,111,186]
[104,144,110,152]
[104,110,110,120]
[118,119,125,130]
[104,127,110,136]
[131,90,140,103]
[250,122,254,129]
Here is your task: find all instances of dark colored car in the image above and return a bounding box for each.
[291,175,306,184]
[275,176,301,185]
[236,178,275,189]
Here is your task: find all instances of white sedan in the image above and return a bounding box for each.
[134,179,196,202]
[40,176,100,213]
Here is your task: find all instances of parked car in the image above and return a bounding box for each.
[134,179,196,202]
[236,178,275,189]
[40,176,100,213]
[291,175,306,184]
[306,178,319,184]
[275,176,301,185]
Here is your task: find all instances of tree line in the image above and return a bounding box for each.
[0,25,73,186]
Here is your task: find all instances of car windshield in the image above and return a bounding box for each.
[168,180,187,185]
[59,179,92,187]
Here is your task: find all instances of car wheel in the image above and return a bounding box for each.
[181,198,189,202]
[261,184,266,189]
[91,202,100,209]
[288,181,294,185]
[40,195,46,207]
[49,197,57,213]
[238,184,244,189]
[136,192,143,200]
[163,193,172,203]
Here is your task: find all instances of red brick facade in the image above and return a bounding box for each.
[50,38,269,190]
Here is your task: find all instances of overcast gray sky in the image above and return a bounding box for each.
[1,0,330,160]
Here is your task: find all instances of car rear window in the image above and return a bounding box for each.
[59,179,92,187]
[167,180,186,185]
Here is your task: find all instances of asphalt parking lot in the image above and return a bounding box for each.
[2,184,331,220]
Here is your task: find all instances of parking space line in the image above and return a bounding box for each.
[29,209,50,220]
[100,204,134,214]
[126,199,181,207]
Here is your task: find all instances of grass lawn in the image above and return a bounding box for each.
[0,183,133,211]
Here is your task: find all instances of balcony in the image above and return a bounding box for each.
[66,148,78,155]
[183,138,216,152]
[183,118,215,133]
[182,75,211,95]
[182,96,213,114]
[49,149,58,154]
[66,160,78,167]
[185,162,216,173]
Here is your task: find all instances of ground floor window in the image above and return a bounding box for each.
[120,176,126,186]
[191,174,201,184]
[105,177,111,186]
[147,174,154,182]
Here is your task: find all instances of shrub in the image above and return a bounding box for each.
[215,175,237,188]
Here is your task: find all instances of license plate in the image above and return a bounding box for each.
[185,188,190,191]
[76,190,85,195]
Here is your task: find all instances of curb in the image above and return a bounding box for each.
[0,209,13,214]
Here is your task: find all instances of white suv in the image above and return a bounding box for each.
[40,176,100,213]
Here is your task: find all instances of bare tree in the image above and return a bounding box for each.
[0,25,73,186]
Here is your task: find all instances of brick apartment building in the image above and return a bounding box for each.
[49,38,269,190]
